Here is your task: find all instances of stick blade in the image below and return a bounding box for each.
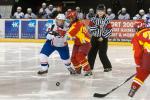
[93,93,107,98]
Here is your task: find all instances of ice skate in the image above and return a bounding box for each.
[104,68,112,72]
[75,67,82,74]
[128,87,137,97]
[84,71,92,76]
[37,65,49,75]
[67,67,76,75]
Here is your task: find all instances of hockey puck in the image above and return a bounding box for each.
[56,82,60,86]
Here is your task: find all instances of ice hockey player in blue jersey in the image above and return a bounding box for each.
[37,14,76,75]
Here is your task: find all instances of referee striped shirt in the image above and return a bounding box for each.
[89,16,112,38]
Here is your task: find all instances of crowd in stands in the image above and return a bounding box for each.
[107,7,150,20]
[1,2,150,20]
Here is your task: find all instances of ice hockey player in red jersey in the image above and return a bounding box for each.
[66,11,92,76]
[128,19,150,97]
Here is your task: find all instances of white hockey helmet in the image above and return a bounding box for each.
[27,8,32,13]
[121,7,126,13]
[107,8,112,12]
[56,14,66,20]
[17,6,22,10]
[42,2,46,6]
[17,6,22,12]
[139,9,145,15]
[42,2,46,8]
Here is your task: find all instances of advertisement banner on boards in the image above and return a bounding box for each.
[21,20,36,39]
[3,19,137,42]
[5,20,19,38]
[109,20,136,42]
[38,19,54,39]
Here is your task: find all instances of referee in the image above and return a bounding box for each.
[88,4,112,72]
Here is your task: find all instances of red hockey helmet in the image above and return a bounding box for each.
[66,11,77,19]
[134,19,146,29]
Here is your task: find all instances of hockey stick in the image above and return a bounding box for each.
[47,24,60,36]
[48,24,55,34]
[50,24,55,31]
[93,73,136,98]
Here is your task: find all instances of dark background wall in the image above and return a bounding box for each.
[78,0,150,17]
[0,0,14,5]
[11,0,43,15]
[11,0,150,17]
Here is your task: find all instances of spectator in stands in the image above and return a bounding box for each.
[65,9,72,24]
[45,4,54,18]
[86,8,95,19]
[13,6,24,19]
[75,7,84,20]
[38,2,47,18]
[118,7,130,20]
[24,8,37,19]
[65,9,72,17]
[50,6,62,19]
[133,9,147,20]
[146,8,150,19]
[106,8,116,20]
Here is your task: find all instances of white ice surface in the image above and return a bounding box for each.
[0,43,150,100]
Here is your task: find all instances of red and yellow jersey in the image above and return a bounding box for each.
[132,28,150,65]
[67,20,91,45]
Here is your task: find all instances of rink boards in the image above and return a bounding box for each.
[0,38,131,46]
[0,19,135,45]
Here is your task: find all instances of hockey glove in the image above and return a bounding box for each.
[46,34,54,40]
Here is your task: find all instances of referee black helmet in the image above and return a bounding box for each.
[96,4,106,11]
